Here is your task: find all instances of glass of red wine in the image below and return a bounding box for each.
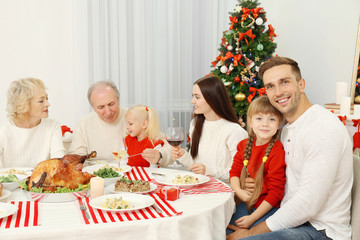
[166,127,185,147]
[166,126,185,168]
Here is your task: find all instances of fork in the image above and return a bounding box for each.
[79,201,90,219]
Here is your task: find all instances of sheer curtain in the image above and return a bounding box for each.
[84,0,236,134]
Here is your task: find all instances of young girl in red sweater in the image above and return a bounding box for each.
[124,105,164,168]
[227,96,286,233]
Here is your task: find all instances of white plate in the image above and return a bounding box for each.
[83,164,129,186]
[0,189,11,201]
[154,172,210,187]
[90,192,155,212]
[0,167,33,176]
[106,182,157,194]
[0,174,29,191]
[0,202,17,219]
[21,189,89,203]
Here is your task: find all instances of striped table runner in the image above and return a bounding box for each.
[79,167,182,224]
[0,201,40,229]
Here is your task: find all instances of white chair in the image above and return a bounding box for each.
[352,153,360,239]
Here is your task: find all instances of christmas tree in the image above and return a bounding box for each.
[210,0,277,121]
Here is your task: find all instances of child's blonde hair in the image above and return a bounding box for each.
[126,105,161,141]
[240,96,283,211]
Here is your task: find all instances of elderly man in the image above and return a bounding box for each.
[227,57,353,240]
[69,81,172,167]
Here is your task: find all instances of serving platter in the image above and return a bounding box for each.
[0,189,11,201]
[0,202,17,219]
[106,182,157,194]
[90,193,155,212]
[21,189,88,203]
[154,172,210,187]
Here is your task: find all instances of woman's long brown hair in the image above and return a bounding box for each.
[190,76,240,159]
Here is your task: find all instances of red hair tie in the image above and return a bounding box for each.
[145,107,148,111]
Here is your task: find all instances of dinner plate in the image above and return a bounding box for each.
[106,182,157,194]
[90,192,155,212]
[0,167,33,176]
[0,202,18,219]
[154,172,210,187]
[0,189,11,201]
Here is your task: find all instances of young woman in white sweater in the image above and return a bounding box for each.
[172,76,248,182]
[0,78,65,168]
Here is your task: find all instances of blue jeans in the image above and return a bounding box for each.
[226,203,279,235]
[240,222,332,240]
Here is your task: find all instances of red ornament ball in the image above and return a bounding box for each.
[234,76,240,83]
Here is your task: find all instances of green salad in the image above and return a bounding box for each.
[0,174,19,183]
[93,167,120,178]
[19,180,89,193]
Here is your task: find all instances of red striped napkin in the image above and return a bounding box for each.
[79,167,182,224]
[180,176,233,195]
[0,201,40,229]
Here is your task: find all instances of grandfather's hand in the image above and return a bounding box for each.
[244,177,255,194]
[188,163,206,175]
[142,148,161,165]
[171,146,185,160]
[226,224,250,240]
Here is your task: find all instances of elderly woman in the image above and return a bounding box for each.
[0,78,65,168]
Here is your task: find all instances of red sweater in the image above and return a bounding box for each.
[125,136,164,167]
[229,138,286,208]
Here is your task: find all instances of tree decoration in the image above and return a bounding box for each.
[210,0,277,120]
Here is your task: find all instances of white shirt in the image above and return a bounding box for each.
[266,105,353,240]
[69,108,127,160]
[0,118,65,168]
[177,118,248,182]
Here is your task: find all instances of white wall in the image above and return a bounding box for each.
[0,0,359,128]
[0,0,89,127]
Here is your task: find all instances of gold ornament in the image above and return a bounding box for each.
[355,96,360,104]
[357,78,360,84]
[235,92,246,102]
[255,56,260,61]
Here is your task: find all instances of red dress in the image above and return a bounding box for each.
[229,138,286,208]
[124,136,164,167]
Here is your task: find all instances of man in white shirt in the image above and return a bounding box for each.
[227,57,353,240]
[69,81,172,166]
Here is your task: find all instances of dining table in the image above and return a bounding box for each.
[0,166,235,240]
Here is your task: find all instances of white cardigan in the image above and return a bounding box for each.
[0,118,65,168]
[177,118,248,182]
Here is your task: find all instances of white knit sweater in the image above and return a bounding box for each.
[177,118,248,182]
[0,118,65,168]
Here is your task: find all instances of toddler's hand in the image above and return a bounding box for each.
[235,215,255,229]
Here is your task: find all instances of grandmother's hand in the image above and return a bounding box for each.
[189,163,206,175]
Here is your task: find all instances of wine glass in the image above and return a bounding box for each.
[166,127,185,168]
[166,127,185,147]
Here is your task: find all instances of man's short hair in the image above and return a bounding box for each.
[258,56,302,81]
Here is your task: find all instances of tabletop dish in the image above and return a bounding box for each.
[0,174,29,191]
[90,192,155,212]
[0,189,11,201]
[0,202,17,219]
[154,172,210,187]
[83,164,131,186]
[0,167,33,176]
[106,182,157,194]
[21,189,88,203]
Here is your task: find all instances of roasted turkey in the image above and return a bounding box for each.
[28,151,97,192]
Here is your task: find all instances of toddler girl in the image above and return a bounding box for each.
[227,96,286,232]
[124,105,164,168]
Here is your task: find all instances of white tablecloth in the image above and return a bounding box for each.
[0,168,235,240]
